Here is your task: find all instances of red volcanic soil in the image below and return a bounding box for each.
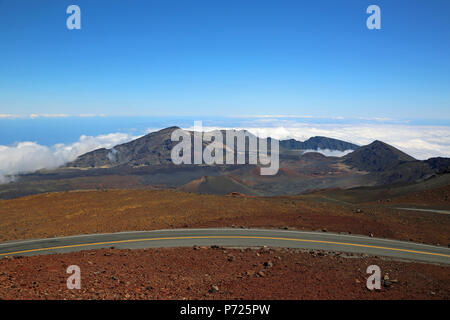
[0,247,448,300]
[380,185,450,207]
[0,189,449,246]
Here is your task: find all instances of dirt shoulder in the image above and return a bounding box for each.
[0,189,448,245]
[0,247,448,300]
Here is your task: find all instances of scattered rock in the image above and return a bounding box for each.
[382,274,393,288]
[0,246,444,299]
[209,285,219,293]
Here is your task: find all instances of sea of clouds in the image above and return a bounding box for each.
[0,132,141,183]
[1,122,449,184]
[193,122,450,160]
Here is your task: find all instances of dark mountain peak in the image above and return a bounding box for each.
[304,136,359,150]
[141,126,181,138]
[343,140,416,172]
[68,126,363,169]
[370,140,389,147]
[363,140,415,160]
[67,126,184,168]
[280,136,359,152]
[425,157,450,174]
[159,126,181,132]
[306,136,335,142]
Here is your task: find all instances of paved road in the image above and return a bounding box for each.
[0,228,449,265]
[396,207,450,215]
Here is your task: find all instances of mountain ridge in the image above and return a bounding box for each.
[280,136,359,151]
[67,127,360,169]
[343,140,416,172]
[2,126,446,199]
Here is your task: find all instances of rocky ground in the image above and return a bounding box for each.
[0,189,448,245]
[0,247,448,300]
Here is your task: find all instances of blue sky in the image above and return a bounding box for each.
[0,0,449,119]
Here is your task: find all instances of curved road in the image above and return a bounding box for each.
[396,207,450,215]
[0,228,449,265]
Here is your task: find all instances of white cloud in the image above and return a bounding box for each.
[29,113,71,119]
[0,132,140,184]
[183,123,450,160]
[0,114,21,119]
[254,124,450,160]
[0,114,105,119]
[78,113,106,117]
[303,149,354,157]
[1,122,449,184]
[239,115,316,119]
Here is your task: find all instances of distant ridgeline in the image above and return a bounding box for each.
[66,127,359,169]
[1,126,449,200]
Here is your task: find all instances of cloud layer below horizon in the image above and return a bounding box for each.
[0,123,449,184]
[189,122,450,160]
[0,133,140,183]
